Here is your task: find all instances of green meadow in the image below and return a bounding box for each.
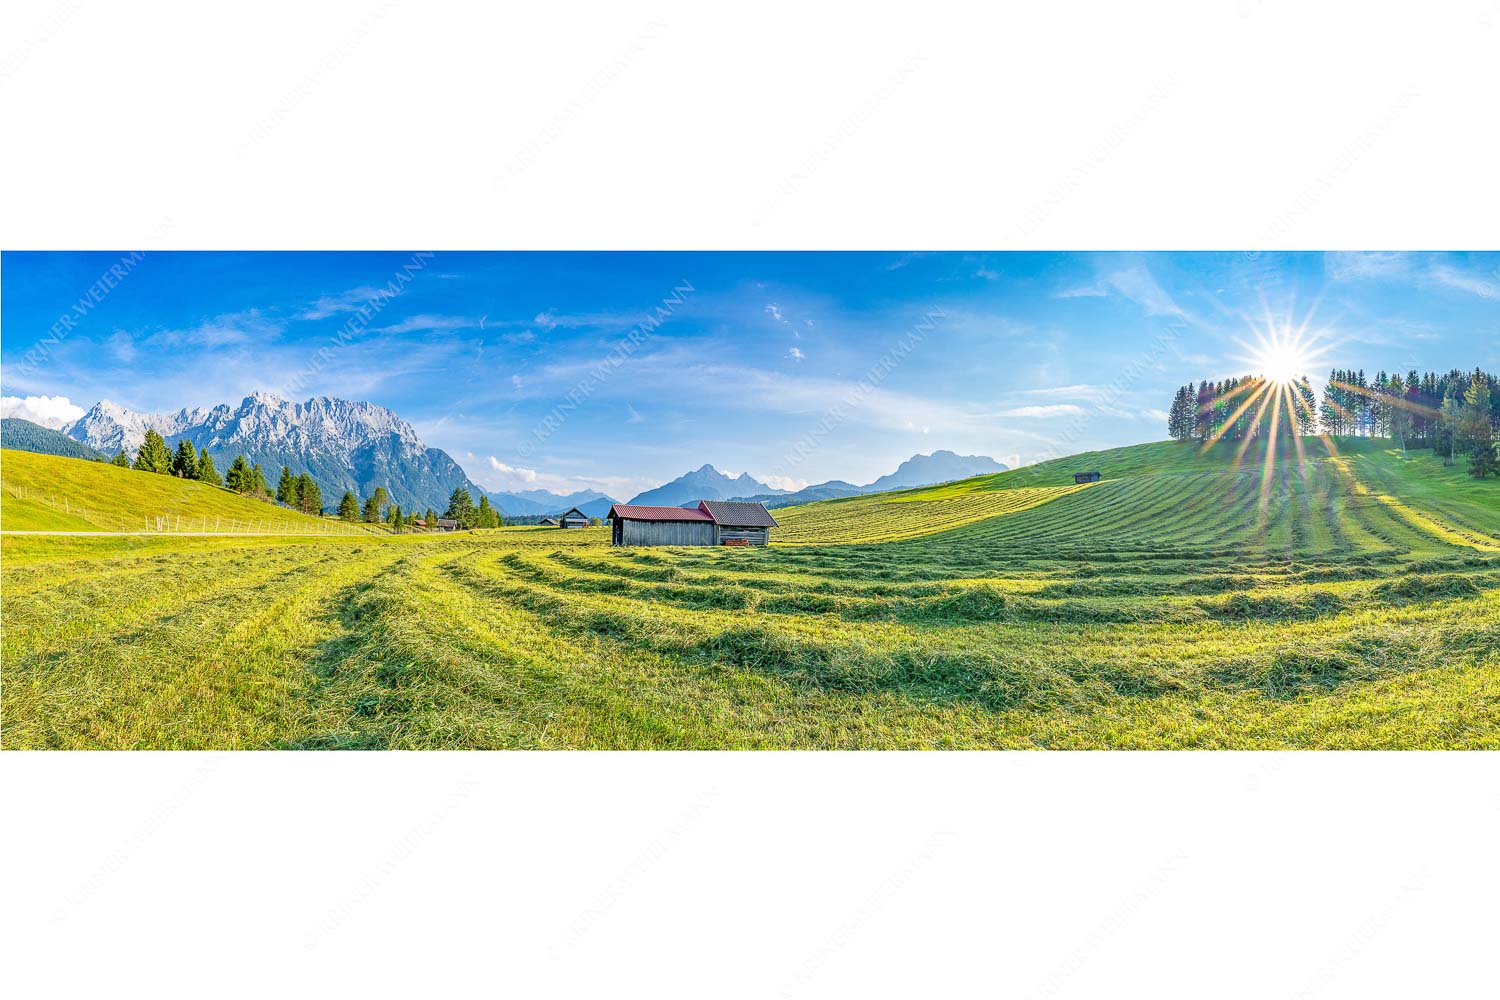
[2,439,1496,749]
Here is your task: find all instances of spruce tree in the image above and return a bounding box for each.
[251,463,268,497]
[133,428,173,473]
[445,487,475,527]
[172,438,199,478]
[338,491,359,521]
[276,466,296,505]
[362,494,380,523]
[196,450,222,487]
[295,473,320,514]
[225,455,252,492]
[111,450,130,468]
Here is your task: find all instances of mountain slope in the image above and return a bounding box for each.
[489,488,617,517]
[774,437,1500,548]
[861,450,1007,492]
[64,393,486,512]
[726,452,1009,508]
[627,464,788,507]
[0,450,373,533]
[1,418,107,462]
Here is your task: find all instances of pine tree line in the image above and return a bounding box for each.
[117,429,526,522]
[1166,367,1500,478]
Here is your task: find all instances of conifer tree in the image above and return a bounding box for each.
[196,450,222,487]
[251,463,268,497]
[276,466,296,505]
[338,491,360,521]
[172,438,199,478]
[111,450,130,468]
[133,428,173,473]
[295,473,320,515]
[446,487,476,527]
[225,455,252,492]
[477,494,497,528]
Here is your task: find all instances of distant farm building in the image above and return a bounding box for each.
[414,519,427,528]
[538,517,559,526]
[435,518,462,531]
[558,507,590,529]
[606,500,779,547]
[1073,471,1102,484]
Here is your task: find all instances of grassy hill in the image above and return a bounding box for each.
[0,449,376,534]
[2,436,1496,749]
[0,417,107,462]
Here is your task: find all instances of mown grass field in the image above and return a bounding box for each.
[2,438,1497,749]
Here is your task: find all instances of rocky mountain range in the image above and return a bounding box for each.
[725,451,1009,508]
[44,392,1007,518]
[625,464,791,507]
[487,487,618,519]
[62,393,487,513]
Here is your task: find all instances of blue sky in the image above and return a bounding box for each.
[3,251,1498,497]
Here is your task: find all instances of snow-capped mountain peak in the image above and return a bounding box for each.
[63,393,482,511]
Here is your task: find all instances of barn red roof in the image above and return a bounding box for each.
[606,504,715,522]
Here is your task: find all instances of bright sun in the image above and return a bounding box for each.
[1253,339,1307,384]
[1243,321,1321,386]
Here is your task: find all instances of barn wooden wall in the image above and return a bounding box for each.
[618,519,717,546]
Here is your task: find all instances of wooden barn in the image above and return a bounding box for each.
[606,500,779,547]
[1073,471,1102,484]
[558,507,590,529]
[538,517,559,526]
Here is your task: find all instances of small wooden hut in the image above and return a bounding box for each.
[606,500,779,547]
[1073,471,1102,484]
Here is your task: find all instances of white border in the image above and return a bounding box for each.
[3,3,1498,996]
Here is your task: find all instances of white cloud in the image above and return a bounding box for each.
[510,374,524,389]
[370,314,475,335]
[765,303,785,323]
[1054,283,1108,299]
[296,286,383,320]
[787,346,804,361]
[486,457,540,487]
[1325,251,1411,282]
[1,394,85,428]
[626,404,645,424]
[1142,408,1171,422]
[990,404,1086,418]
[1104,266,1186,317]
[1019,383,1112,400]
[1428,263,1500,300]
[759,474,808,491]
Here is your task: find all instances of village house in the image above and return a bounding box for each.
[606,500,779,547]
[558,507,590,528]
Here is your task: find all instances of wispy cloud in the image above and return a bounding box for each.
[1324,251,1411,282]
[988,403,1086,418]
[296,286,384,320]
[370,314,475,335]
[1054,283,1108,299]
[1428,263,1500,300]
